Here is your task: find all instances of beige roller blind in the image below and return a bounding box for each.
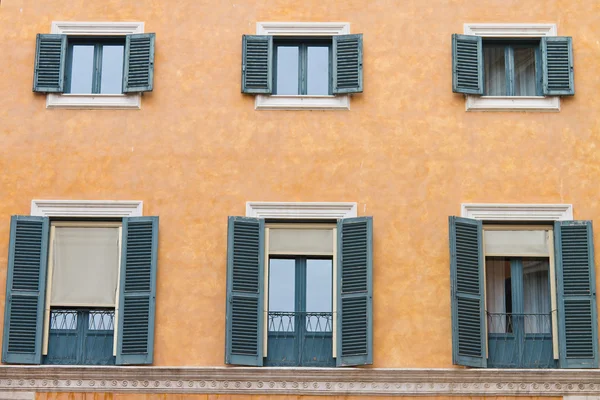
[51,227,120,307]
[484,229,550,256]
[269,228,333,255]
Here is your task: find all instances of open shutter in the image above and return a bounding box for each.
[452,34,483,95]
[555,221,598,368]
[241,35,272,94]
[116,216,158,365]
[333,34,363,94]
[336,217,373,366]
[225,217,264,365]
[123,33,155,93]
[32,34,66,93]
[449,216,486,367]
[541,36,574,96]
[2,216,49,364]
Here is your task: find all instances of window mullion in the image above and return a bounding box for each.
[93,44,103,94]
[300,44,307,95]
[505,46,515,96]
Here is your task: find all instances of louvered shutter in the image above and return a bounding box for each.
[449,216,486,367]
[123,33,155,93]
[2,216,49,364]
[336,217,373,366]
[555,221,598,368]
[541,37,574,96]
[32,34,66,93]
[452,34,483,95]
[241,35,272,94]
[225,217,264,366]
[333,34,363,94]
[116,216,158,365]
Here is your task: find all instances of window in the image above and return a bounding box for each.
[32,22,155,109]
[225,217,373,367]
[2,216,158,365]
[452,23,573,111]
[241,22,362,110]
[66,39,125,94]
[483,41,541,96]
[449,217,599,369]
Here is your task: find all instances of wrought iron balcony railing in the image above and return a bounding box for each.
[487,312,556,368]
[266,311,334,367]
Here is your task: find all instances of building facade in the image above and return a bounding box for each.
[1,0,600,399]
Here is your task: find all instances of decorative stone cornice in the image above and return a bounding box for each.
[246,202,357,219]
[31,200,143,217]
[2,367,600,396]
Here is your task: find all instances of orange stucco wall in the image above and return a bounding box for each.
[1,0,600,368]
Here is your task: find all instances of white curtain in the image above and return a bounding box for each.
[486,258,510,333]
[523,259,551,333]
[484,47,506,96]
[514,47,536,96]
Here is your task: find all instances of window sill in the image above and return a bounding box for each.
[255,94,350,110]
[46,93,141,110]
[465,95,560,112]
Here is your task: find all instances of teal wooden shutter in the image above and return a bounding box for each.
[241,35,272,94]
[116,216,158,365]
[123,33,155,93]
[225,217,264,366]
[333,34,363,94]
[32,34,66,93]
[452,34,483,95]
[336,217,373,366]
[541,37,574,96]
[2,216,49,364]
[449,216,486,367]
[554,220,598,368]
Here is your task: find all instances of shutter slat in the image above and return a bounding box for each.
[241,35,272,94]
[452,34,483,95]
[333,34,363,94]
[449,216,486,367]
[2,216,49,364]
[226,217,264,366]
[542,36,574,95]
[337,217,373,366]
[33,34,66,93]
[555,221,598,368]
[116,217,158,365]
[123,33,155,93]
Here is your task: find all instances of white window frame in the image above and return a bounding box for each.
[463,23,561,112]
[46,22,145,110]
[255,22,351,111]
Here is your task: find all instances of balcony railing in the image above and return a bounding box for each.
[266,311,334,367]
[487,312,556,368]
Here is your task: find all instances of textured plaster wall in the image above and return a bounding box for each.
[1,0,600,368]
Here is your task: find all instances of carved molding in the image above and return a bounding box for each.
[2,367,600,396]
[461,203,573,221]
[246,202,357,219]
[31,200,143,217]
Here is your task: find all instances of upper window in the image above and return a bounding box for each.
[449,217,599,369]
[240,22,362,110]
[32,22,155,109]
[451,23,572,112]
[66,38,125,94]
[2,216,158,365]
[483,40,541,96]
[225,217,373,367]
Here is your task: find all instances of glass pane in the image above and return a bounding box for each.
[307,46,329,95]
[88,310,115,331]
[306,259,332,332]
[269,259,295,332]
[484,47,506,95]
[50,310,78,330]
[275,46,299,95]
[486,257,512,333]
[69,45,94,93]
[523,258,551,333]
[514,47,537,96]
[100,45,124,94]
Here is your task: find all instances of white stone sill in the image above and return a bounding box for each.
[46,93,142,110]
[465,95,560,112]
[255,94,350,110]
